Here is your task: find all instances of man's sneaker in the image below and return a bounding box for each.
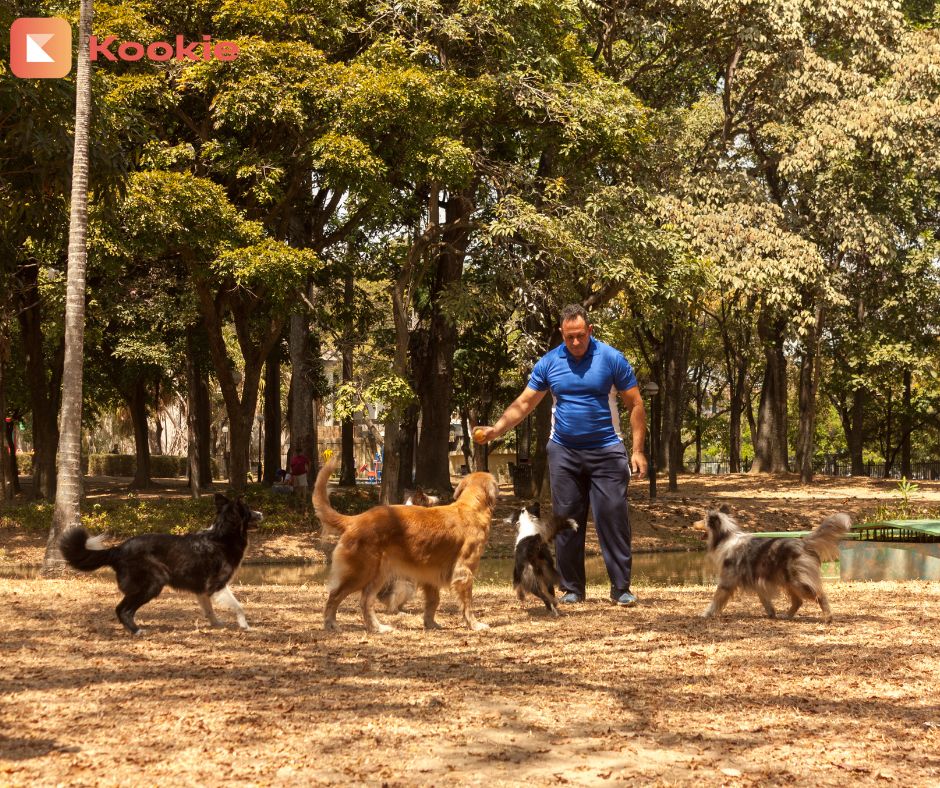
[612,591,638,607]
[559,592,584,604]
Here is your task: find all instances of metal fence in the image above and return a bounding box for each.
[693,458,940,480]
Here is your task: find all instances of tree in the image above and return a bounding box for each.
[44,0,94,573]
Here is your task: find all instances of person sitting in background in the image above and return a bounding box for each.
[272,469,293,494]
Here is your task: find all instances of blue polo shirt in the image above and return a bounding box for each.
[527,337,638,450]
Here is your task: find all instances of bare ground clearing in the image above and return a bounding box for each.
[1,576,938,786]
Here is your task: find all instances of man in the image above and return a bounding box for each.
[474,304,648,606]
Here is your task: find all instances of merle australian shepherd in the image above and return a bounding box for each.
[695,506,851,623]
[511,501,578,616]
[60,493,261,635]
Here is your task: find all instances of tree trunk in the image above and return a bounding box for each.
[661,321,690,491]
[185,329,202,498]
[128,380,152,488]
[459,409,473,475]
[414,192,473,493]
[398,402,419,495]
[719,306,752,473]
[0,357,7,501]
[796,350,815,483]
[728,375,744,473]
[751,313,789,473]
[901,368,912,478]
[196,363,212,485]
[380,288,407,505]
[849,388,866,476]
[796,306,824,483]
[4,418,20,496]
[883,390,894,478]
[533,392,553,505]
[152,379,163,455]
[289,312,316,480]
[263,346,281,485]
[44,0,93,574]
[195,281,284,494]
[339,277,356,486]
[17,265,62,501]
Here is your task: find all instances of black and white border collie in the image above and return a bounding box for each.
[511,500,578,616]
[60,494,261,635]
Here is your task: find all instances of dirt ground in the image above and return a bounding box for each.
[3,471,939,566]
[1,575,938,786]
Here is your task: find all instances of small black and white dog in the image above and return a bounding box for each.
[511,501,578,616]
[695,506,850,623]
[60,493,261,635]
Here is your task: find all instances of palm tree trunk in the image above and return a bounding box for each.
[44,0,93,574]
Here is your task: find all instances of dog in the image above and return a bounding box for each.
[693,506,850,622]
[510,501,578,616]
[376,487,441,613]
[314,456,498,632]
[60,493,261,635]
[404,487,440,507]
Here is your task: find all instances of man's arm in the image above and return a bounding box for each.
[619,386,649,478]
[473,387,547,443]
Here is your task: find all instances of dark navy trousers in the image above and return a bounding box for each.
[548,440,632,597]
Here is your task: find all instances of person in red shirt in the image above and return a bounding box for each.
[289,452,311,504]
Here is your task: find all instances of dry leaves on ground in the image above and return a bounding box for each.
[2,576,939,786]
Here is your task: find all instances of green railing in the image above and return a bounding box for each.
[749,520,940,543]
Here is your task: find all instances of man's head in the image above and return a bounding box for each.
[560,304,593,359]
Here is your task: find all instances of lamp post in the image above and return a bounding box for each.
[642,381,659,499]
[221,425,229,481]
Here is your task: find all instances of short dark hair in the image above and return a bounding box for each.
[560,304,590,326]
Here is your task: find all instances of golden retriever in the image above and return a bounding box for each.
[314,457,498,633]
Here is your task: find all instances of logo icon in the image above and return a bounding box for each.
[10,17,72,78]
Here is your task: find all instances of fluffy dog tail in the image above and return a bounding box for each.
[313,456,355,537]
[802,512,851,562]
[60,528,115,572]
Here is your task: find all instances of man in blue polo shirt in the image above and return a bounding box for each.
[474,304,648,606]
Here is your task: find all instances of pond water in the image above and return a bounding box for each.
[0,551,840,586]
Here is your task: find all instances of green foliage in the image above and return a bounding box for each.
[85,454,220,478]
[871,477,940,522]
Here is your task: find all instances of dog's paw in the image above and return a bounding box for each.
[133,628,146,637]
[699,611,713,619]
[323,620,338,631]
[471,621,490,632]
[374,624,395,634]
[424,620,443,630]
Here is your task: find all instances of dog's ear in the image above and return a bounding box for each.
[528,500,541,518]
[718,503,732,514]
[488,478,499,506]
[453,476,469,501]
[214,493,229,512]
[707,511,725,529]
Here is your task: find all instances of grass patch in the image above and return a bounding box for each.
[0,483,382,538]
